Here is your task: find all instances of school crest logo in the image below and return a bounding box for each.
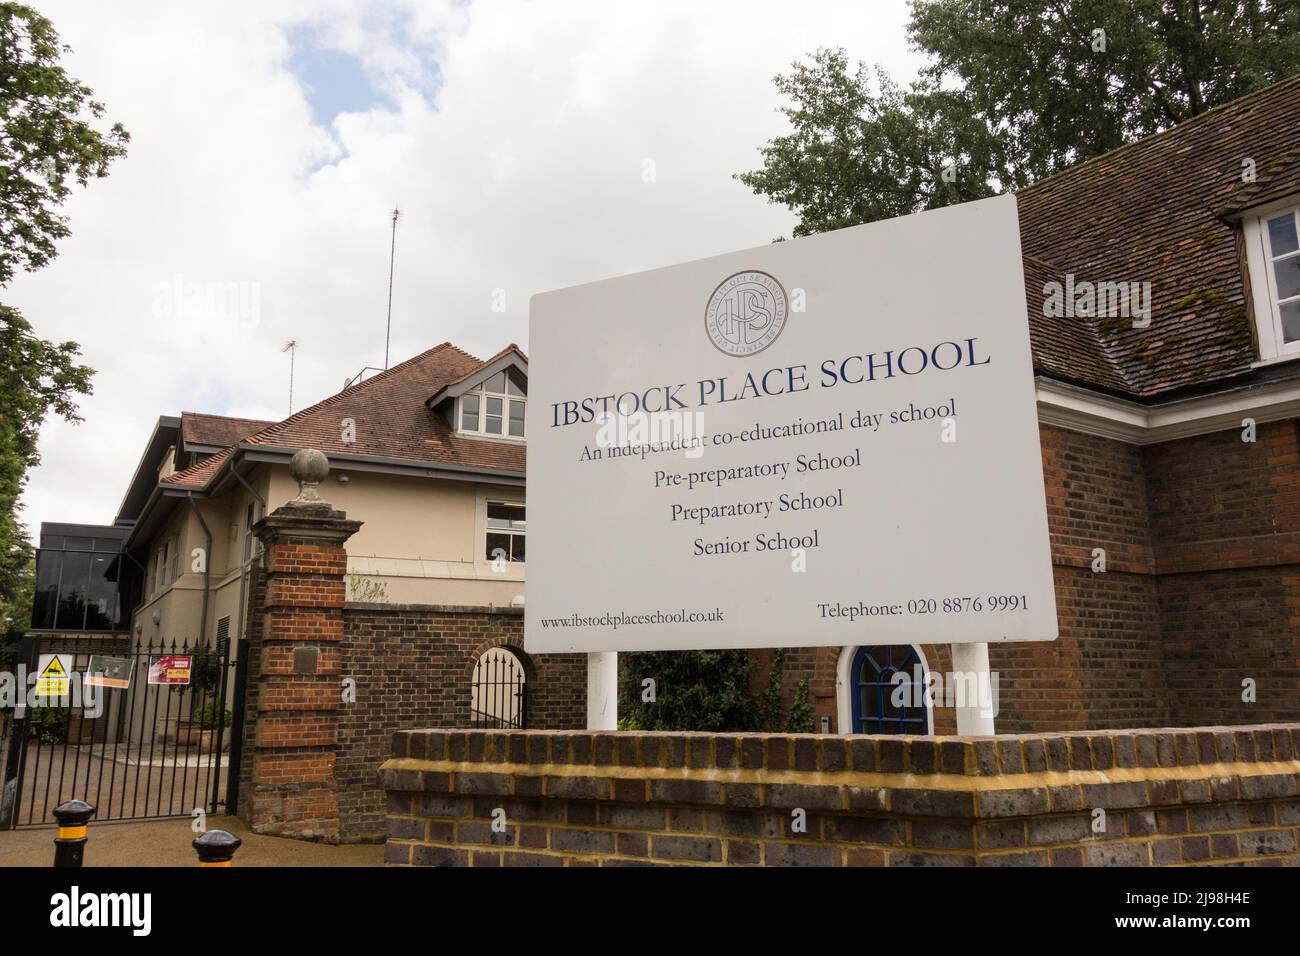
[704,270,788,356]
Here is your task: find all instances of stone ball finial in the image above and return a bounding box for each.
[290,448,330,504]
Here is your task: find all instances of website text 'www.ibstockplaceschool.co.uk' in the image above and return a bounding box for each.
[538,608,725,630]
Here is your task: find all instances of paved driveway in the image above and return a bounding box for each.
[0,815,382,867]
[4,744,225,827]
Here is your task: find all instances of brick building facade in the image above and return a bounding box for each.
[783,76,1300,737]
[236,483,585,843]
[235,78,1300,848]
[783,419,1300,735]
[239,80,1300,824]
[30,78,1295,847]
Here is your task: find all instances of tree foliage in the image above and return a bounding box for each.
[0,3,122,615]
[911,0,1300,180]
[618,648,815,733]
[0,551,31,644]
[0,306,93,605]
[737,49,1008,238]
[0,2,129,284]
[739,1,1300,236]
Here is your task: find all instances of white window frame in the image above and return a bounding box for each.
[1245,197,1300,364]
[474,488,526,579]
[154,535,176,595]
[458,373,526,441]
[484,500,526,565]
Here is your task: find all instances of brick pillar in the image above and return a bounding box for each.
[247,472,361,843]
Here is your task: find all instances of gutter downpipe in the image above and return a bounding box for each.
[117,548,147,639]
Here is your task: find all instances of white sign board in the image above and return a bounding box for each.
[526,194,1057,653]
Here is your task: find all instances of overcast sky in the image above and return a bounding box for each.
[15,0,925,534]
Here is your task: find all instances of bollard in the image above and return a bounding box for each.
[52,800,96,868]
[193,829,242,867]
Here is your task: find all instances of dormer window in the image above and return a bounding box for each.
[1246,202,1300,361]
[459,371,526,439]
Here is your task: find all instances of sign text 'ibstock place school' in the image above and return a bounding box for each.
[547,336,992,427]
[526,194,1057,655]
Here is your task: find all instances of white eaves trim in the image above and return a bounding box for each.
[1037,376,1300,444]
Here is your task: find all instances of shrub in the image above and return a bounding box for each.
[33,706,69,743]
[191,700,232,730]
[618,648,814,733]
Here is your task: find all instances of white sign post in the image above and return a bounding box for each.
[586,651,618,731]
[527,194,1057,734]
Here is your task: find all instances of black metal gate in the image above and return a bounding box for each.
[469,647,527,729]
[1,634,246,828]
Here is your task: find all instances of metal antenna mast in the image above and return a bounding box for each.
[282,339,297,413]
[384,206,400,369]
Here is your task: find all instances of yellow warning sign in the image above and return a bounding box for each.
[35,654,72,699]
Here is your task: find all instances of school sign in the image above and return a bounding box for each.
[526,194,1057,653]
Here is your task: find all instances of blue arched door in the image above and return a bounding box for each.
[850,645,929,734]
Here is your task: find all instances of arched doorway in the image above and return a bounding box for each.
[840,645,931,735]
[469,646,528,728]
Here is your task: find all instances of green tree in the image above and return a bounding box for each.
[754,649,815,734]
[910,0,1300,179]
[0,3,129,283]
[0,3,124,619]
[0,553,31,645]
[0,307,93,608]
[739,1,1300,236]
[737,49,1009,238]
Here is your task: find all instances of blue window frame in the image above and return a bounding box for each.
[850,645,929,735]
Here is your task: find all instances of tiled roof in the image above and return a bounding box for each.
[162,343,526,490]
[180,412,274,449]
[440,343,528,390]
[165,446,230,488]
[1018,72,1300,399]
[1023,255,1131,395]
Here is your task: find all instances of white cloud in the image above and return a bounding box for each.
[12,0,924,533]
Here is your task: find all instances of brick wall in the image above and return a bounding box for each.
[1144,421,1300,551]
[772,420,1300,735]
[1012,421,1300,730]
[1146,421,1300,726]
[1042,424,1155,572]
[336,604,586,842]
[1157,569,1298,725]
[381,726,1300,867]
[993,565,1169,731]
[239,503,360,841]
[233,492,588,844]
[1005,425,1172,731]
